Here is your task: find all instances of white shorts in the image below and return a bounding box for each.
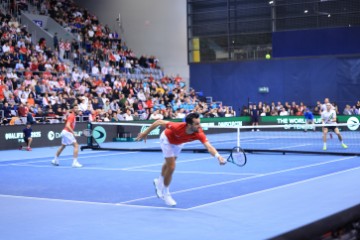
[160,131,184,158]
[61,130,77,145]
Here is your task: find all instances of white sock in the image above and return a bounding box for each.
[158,176,164,185]
[54,156,58,160]
[73,158,78,163]
[323,143,327,147]
[164,186,170,195]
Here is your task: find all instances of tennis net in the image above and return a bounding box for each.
[80,121,360,156]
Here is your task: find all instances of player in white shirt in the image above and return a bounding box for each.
[321,103,347,150]
[320,97,335,139]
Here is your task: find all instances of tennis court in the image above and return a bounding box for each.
[1,128,360,240]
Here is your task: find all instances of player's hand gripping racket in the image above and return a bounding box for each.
[325,113,334,124]
[227,147,247,167]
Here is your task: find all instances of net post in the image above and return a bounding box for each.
[87,122,93,147]
[237,126,240,147]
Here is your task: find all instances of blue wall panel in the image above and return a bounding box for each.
[273,27,360,58]
[190,57,360,113]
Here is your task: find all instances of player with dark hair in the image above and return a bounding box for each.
[136,112,226,206]
[51,106,82,167]
[20,122,33,151]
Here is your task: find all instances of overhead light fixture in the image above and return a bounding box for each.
[268,1,274,4]
[304,10,308,13]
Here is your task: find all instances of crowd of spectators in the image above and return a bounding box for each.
[0,0,237,126]
[240,100,360,117]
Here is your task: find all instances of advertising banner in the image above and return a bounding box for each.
[0,123,88,150]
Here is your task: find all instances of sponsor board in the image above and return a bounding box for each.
[0,123,87,150]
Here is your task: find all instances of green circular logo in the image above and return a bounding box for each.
[93,126,106,143]
[347,117,359,131]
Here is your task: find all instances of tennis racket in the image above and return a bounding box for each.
[325,113,334,124]
[82,129,93,137]
[226,147,247,167]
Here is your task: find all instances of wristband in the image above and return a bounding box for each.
[214,153,220,158]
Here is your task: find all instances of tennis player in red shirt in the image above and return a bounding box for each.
[51,105,82,168]
[136,112,226,206]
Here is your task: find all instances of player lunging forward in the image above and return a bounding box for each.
[136,112,226,206]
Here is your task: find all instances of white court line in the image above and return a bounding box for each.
[0,152,139,166]
[0,150,114,163]
[189,164,360,210]
[4,156,214,171]
[3,163,259,176]
[270,143,312,150]
[126,169,259,176]
[121,156,212,170]
[0,194,187,211]
[119,156,357,204]
[4,155,212,168]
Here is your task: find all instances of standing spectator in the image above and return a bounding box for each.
[250,104,260,131]
[53,32,59,50]
[64,40,71,59]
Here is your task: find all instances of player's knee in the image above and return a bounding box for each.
[165,159,176,171]
[168,163,176,172]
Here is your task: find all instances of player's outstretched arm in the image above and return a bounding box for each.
[203,141,226,165]
[136,119,169,143]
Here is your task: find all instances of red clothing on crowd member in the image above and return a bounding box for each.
[43,71,52,79]
[24,70,33,78]
[93,78,103,87]
[164,122,207,145]
[57,63,66,72]
[175,75,183,84]
[30,62,39,71]
[18,105,29,117]
[0,83,5,101]
[145,99,153,109]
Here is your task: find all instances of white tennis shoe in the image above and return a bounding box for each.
[163,193,177,207]
[72,161,83,168]
[51,159,59,166]
[153,178,164,199]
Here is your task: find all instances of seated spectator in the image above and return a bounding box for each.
[149,109,163,120]
[111,112,119,122]
[27,93,35,107]
[15,60,25,71]
[26,110,37,125]
[123,108,134,121]
[351,105,359,115]
[343,105,352,115]
[17,103,28,117]
[173,108,185,119]
[279,108,289,116]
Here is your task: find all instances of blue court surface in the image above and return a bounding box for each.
[1,138,360,240]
